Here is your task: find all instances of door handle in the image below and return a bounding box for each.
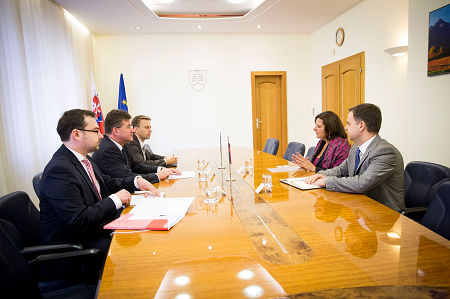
[256,118,262,129]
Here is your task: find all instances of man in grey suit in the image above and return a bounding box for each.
[306,103,405,212]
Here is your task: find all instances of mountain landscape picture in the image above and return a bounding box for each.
[428,3,450,76]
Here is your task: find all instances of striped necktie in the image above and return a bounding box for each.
[81,158,102,200]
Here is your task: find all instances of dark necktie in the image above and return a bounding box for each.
[354,147,361,175]
[122,147,129,167]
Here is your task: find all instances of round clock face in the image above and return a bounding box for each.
[335,28,344,47]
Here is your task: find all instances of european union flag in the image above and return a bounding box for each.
[118,73,128,112]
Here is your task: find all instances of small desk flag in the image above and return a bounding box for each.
[118,73,128,112]
[91,71,104,134]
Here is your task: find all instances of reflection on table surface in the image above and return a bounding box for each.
[97,147,450,299]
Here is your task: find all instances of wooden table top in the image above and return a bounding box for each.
[97,147,450,299]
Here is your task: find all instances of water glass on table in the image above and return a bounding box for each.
[198,165,208,181]
[262,173,272,187]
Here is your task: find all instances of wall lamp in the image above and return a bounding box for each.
[384,46,408,57]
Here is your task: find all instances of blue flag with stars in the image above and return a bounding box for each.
[118,73,128,112]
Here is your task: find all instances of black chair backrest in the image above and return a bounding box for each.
[404,161,450,208]
[421,182,450,240]
[0,191,40,250]
[305,146,316,161]
[0,227,41,298]
[32,172,43,198]
[283,142,305,161]
[263,138,279,156]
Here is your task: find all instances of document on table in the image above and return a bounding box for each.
[168,171,196,179]
[279,177,323,190]
[130,192,165,206]
[104,197,196,231]
[268,166,303,173]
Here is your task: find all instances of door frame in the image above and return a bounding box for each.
[251,71,287,157]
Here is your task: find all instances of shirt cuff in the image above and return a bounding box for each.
[109,194,123,210]
[163,158,167,165]
[134,175,142,189]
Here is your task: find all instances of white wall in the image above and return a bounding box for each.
[310,0,410,159]
[310,0,450,167]
[92,34,311,155]
[406,0,450,166]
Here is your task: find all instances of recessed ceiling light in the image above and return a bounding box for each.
[135,26,141,29]
[228,0,245,3]
[198,25,202,29]
[257,25,261,28]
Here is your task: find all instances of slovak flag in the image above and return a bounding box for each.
[91,71,104,135]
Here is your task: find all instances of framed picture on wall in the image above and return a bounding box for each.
[428,3,450,77]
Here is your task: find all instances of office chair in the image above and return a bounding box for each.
[0,226,98,298]
[143,144,153,154]
[0,191,102,295]
[283,142,305,161]
[305,146,316,161]
[32,171,43,198]
[421,182,450,240]
[401,161,450,222]
[263,138,279,156]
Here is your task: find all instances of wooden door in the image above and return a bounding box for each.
[251,71,287,158]
[322,52,365,125]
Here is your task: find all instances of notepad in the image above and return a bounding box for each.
[104,197,195,231]
[168,171,196,179]
[279,177,323,190]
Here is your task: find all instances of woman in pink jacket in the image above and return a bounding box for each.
[293,111,350,172]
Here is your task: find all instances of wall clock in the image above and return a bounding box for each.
[335,28,344,47]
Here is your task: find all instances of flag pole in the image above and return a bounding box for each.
[226,135,235,181]
[218,132,225,169]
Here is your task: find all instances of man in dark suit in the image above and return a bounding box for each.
[39,109,158,279]
[306,103,405,212]
[92,109,180,184]
[128,115,178,167]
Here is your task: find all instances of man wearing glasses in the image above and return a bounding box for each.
[39,109,158,279]
[92,109,180,184]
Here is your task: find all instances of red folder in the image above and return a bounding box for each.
[103,213,169,230]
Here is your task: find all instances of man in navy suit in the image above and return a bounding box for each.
[39,109,158,279]
[92,109,180,183]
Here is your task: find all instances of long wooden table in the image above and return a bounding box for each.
[97,147,450,298]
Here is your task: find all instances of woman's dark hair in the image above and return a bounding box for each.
[315,111,347,140]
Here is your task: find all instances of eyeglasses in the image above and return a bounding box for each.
[77,128,102,135]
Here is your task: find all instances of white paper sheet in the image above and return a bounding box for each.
[129,197,196,228]
[168,171,196,179]
[281,177,322,190]
[267,167,303,173]
[130,192,165,206]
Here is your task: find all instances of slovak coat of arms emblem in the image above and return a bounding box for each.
[189,70,207,92]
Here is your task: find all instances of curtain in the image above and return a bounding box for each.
[0,0,94,206]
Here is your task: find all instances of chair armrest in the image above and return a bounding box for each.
[21,244,84,261]
[401,206,429,215]
[30,248,102,263]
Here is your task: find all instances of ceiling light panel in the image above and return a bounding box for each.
[141,0,265,18]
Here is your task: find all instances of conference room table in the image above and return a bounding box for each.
[96,147,450,298]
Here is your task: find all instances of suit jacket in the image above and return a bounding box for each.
[92,136,159,183]
[313,137,351,171]
[319,135,405,212]
[39,145,137,250]
[128,133,167,166]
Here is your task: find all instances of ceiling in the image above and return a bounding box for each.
[54,0,363,35]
